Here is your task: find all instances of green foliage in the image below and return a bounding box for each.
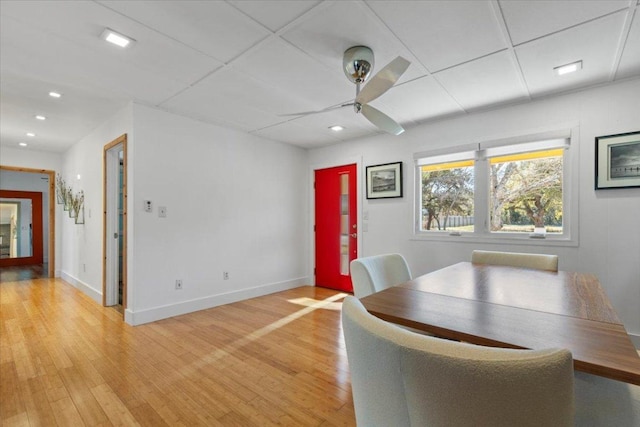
[421,167,473,230]
[491,156,562,231]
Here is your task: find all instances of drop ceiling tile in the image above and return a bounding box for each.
[252,121,342,148]
[516,12,627,97]
[434,50,529,111]
[98,0,270,62]
[231,38,355,113]
[616,12,640,79]
[0,73,126,151]
[161,66,311,132]
[500,0,630,45]
[253,108,380,148]
[372,76,464,124]
[281,0,425,84]
[0,3,221,102]
[367,0,507,72]
[228,0,321,32]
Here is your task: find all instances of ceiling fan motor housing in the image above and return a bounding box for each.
[343,46,374,84]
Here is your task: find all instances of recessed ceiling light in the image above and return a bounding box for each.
[35,115,46,120]
[26,132,35,137]
[101,28,134,48]
[19,142,28,147]
[329,125,345,132]
[49,91,62,98]
[554,60,582,76]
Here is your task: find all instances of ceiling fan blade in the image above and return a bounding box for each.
[361,104,404,136]
[279,103,353,117]
[356,56,410,104]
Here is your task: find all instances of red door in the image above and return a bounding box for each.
[315,164,357,292]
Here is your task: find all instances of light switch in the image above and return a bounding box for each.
[158,206,167,218]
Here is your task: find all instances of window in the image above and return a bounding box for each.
[489,149,563,234]
[415,131,574,242]
[420,159,474,232]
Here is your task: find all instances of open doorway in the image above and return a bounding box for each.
[0,166,55,279]
[103,134,127,315]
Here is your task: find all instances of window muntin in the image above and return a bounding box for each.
[489,149,563,234]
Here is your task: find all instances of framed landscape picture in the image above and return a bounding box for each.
[366,162,403,199]
[595,131,640,190]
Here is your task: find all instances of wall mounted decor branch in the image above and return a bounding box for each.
[56,173,85,224]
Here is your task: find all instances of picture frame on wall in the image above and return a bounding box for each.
[595,131,640,190]
[366,162,403,199]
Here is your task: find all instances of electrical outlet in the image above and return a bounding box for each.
[175,279,183,290]
[223,272,229,280]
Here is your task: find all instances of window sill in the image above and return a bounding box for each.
[410,232,578,247]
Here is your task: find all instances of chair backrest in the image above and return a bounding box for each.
[349,253,411,298]
[341,295,574,427]
[471,249,559,272]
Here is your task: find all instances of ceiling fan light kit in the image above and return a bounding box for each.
[285,46,410,136]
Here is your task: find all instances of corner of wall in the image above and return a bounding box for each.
[60,270,102,305]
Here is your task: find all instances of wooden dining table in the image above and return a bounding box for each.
[359,261,640,386]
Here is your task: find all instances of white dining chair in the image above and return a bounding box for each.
[349,253,411,298]
[341,295,575,427]
[471,249,559,272]
[574,371,640,426]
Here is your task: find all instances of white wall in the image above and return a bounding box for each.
[126,105,309,324]
[59,103,133,302]
[308,78,640,344]
[8,102,309,325]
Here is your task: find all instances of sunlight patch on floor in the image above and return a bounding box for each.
[178,292,348,378]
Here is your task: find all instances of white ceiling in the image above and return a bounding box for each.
[1,0,638,153]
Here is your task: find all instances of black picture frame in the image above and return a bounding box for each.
[366,162,403,199]
[595,131,640,190]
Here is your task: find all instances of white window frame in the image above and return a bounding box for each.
[413,127,579,247]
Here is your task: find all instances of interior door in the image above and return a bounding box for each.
[315,164,357,292]
[0,190,43,267]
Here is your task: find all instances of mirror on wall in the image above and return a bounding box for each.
[0,199,33,259]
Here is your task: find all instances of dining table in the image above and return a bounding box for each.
[359,261,640,386]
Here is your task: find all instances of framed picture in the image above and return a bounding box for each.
[595,131,640,190]
[366,162,403,199]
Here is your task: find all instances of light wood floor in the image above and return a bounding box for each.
[0,277,356,426]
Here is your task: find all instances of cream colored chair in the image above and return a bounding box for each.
[574,371,640,426]
[341,295,574,427]
[349,253,411,298]
[471,249,559,272]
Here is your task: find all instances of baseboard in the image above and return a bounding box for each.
[125,276,310,326]
[60,271,102,304]
[630,333,640,349]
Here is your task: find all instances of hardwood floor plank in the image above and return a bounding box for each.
[0,278,356,426]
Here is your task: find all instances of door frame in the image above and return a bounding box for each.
[0,165,55,277]
[309,156,362,286]
[102,134,128,310]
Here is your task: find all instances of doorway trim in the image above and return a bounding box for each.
[309,156,362,286]
[102,134,128,311]
[0,165,55,278]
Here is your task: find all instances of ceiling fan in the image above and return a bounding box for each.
[285,46,410,136]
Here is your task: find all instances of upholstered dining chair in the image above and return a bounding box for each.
[341,295,575,427]
[574,371,640,426]
[471,249,559,272]
[349,253,411,298]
